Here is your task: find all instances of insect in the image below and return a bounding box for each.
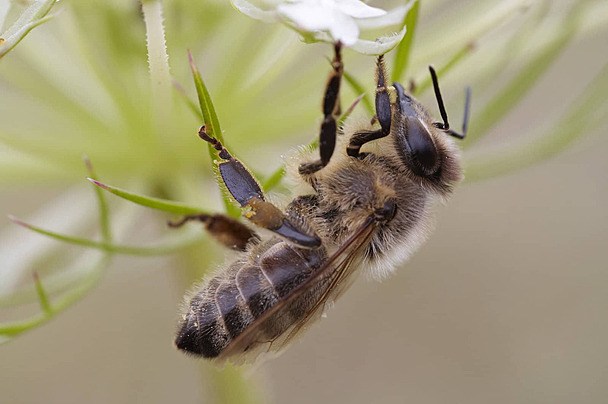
[173,43,470,364]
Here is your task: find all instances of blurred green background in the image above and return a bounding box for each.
[1,0,607,403]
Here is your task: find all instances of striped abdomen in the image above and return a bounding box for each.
[175,238,326,358]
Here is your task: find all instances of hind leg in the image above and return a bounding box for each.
[198,127,321,248]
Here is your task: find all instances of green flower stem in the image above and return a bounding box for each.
[0,254,109,344]
[84,156,112,243]
[8,215,204,256]
[1,158,116,342]
[0,0,56,59]
[1,195,144,310]
[33,272,52,316]
[207,363,266,404]
[141,0,172,137]
[89,179,206,215]
[0,267,95,309]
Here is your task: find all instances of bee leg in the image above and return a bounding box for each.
[298,43,343,176]
[168,213,258,251]
[429,66,471,139]
[198,127,321,248]
[346,129,384,157]
[346,55,392,158]
[375,54,392,137]
[445,86,471,140]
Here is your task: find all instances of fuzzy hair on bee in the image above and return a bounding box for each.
[172,43,470,364]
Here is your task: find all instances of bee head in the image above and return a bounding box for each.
[391,82,463,193]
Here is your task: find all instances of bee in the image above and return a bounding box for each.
[173,43,470,364]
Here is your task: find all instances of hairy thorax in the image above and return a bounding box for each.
[307,153,433,279]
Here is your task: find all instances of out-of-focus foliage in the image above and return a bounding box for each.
[0,0,57,59]
[1,0,608,402]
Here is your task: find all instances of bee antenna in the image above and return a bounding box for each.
[445,86,471,140]
[461,86,471,136]
[430,66,471,140]
[429,66,449,131]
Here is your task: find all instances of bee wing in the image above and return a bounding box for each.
[218,215,377,365]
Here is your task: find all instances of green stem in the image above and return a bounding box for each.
[208,363,266,404]
[33,272,52,315]
[9,216,204,255]
[0,0,56,59]
[0,255,108,343]
[89,179,207,215]
[142,0,171,94]
[84,155,112,243]
[141,0,172,141]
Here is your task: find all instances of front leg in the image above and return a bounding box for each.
[298,43,343,176]
[347,55,393,158]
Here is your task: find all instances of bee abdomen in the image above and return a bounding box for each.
[237,242,326,341]
[235,264,279,319]
[215,281,254,338]
[176,240,326,358]
[175,278,231,358]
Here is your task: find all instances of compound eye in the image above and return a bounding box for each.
[403,118,439,177]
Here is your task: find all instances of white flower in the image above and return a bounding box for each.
[232,0,413,55]
[277,0,386,46]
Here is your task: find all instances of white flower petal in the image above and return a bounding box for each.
[329,9,359,46]
[232,0,278,23]
[349,24,407,55]
[335,0,386,18]
[277,2,335,31]
[356,2,414,30]
[236,0,406,53]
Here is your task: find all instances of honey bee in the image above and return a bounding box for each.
[173,43,470,364]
